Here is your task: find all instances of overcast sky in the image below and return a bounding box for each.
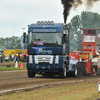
[0,0,100,38]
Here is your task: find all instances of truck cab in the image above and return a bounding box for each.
[23,21,70,78]
[82,29,97,56]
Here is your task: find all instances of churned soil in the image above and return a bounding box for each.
[0,69,100,96]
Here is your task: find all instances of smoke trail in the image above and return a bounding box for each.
[61,0,100,23]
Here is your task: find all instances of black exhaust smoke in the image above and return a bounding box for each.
[61,0,100,23]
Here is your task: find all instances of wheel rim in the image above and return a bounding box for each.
[75,68,77,76]
[64,67,66,77]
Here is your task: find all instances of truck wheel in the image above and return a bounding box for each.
[28,70,35,78]
[76,62,86,76]
[59,67,66,78]
[73,67,77,77]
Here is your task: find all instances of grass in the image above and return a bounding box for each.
[0,80,99,100]
[3,61,14,63]
[0,67,26,71]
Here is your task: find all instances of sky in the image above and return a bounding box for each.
[0,0,100,38]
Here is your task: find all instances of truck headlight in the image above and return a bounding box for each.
[55,55,59,64]
[29,55,33,63]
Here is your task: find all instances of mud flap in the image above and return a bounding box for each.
[76,62,86,76]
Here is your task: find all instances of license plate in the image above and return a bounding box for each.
[42,67,45,69]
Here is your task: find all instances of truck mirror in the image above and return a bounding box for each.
[63,34,67,43]
[23,32,26,43]
[62,34,66,43]
[62,34,69,44]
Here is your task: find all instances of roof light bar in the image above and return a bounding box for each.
[37,21,41,24]
[37,21,54,25]
[51,21,54,25]
[41,21,44,24]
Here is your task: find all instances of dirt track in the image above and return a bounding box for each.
[0,69,100,95]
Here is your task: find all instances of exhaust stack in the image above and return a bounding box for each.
[61,0,99,23]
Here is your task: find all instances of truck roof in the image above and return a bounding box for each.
[28,23,64,33]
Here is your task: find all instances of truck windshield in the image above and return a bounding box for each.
[28,33,62,46]
[84,35,95,42]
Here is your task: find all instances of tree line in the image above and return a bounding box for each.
[0,36,21,49]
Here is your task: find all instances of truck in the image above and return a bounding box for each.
[69,28,100,76]
[23,21,71,78]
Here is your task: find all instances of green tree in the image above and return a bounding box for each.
[0,36,21,49]
[69,11,100,51]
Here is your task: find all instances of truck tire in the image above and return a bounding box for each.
[76,62,86,76]
[59,67,66,78]
[67,66,77,77]
[72,67,77,77]
[28,70,35,78]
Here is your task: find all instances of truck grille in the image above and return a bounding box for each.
[39,62,49,66]
[34,55,53,64]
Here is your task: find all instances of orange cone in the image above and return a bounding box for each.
[20,62,23,69]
